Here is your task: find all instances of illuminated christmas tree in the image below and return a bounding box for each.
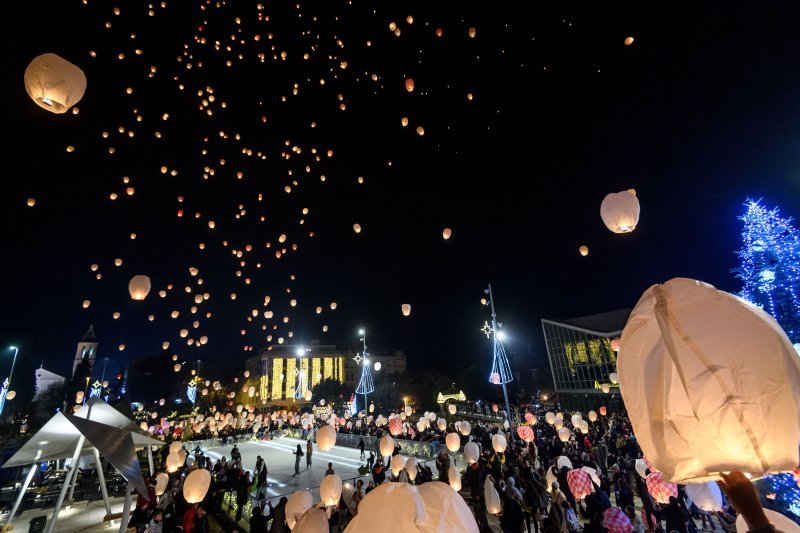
[734,199,800,343]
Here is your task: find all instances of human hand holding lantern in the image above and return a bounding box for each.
[717,471,769,531]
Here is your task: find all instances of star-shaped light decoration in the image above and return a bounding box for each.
[481,321,493,339]
[92,380,102,389]
[353,353,363,364]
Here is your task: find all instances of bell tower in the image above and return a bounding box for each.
[73,325,98,376]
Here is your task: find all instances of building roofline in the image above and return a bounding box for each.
[540,319,623,338]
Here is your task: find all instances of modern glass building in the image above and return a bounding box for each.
[541,309,630,411]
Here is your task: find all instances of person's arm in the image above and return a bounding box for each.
[717,471,772,532]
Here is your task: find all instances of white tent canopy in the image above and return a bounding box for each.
[3,398,161,467]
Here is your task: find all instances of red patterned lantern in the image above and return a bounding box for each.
[610,338,620,352]
[491,403,499,413]
[566,469,593,500]
[645,472,678,504]
[490,373,500,385]
[603,507,633,533]
[599,406,607,416]
[516,426,534,443]
[524,412,535,424]
[388,417,403,436]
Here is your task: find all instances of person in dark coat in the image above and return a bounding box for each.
[359,438,365,458]
[662,496,689,533]
[266,496,288,533]
[500,493,525,533]
[292,445,304,476]
[250,504,267,533]
[236,471,251,521]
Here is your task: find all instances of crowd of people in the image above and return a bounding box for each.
[125,404,783,533]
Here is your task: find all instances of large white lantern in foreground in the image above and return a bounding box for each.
[24,53,87,114]
[619,277,800,482]
[600,190,640,233]
[685,481,723,512]
[183,469,211,503]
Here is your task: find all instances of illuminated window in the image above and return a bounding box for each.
[271,358,283,400]
[312,358,321,386]
[286,358,296,398]
[323,357,333,380]
[259,375,268,400]
[337,357,344,382]
[300,358,309,393]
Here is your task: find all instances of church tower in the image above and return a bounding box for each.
[73,325,98,376]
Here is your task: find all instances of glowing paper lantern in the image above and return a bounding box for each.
[294,508,328,532]
[635,459,648,479]
[545,412,556,424]
[579,245,589,256]
[464,442,480,464]
[624,36,635,46]
[619,277,800,482]
[600,190,640,233]
[316,424,336,451]
[183,469,211,503]
[437,418,447,432]
[517,425,534,443]
[128,275,152,300]
[448,404,457,415]
[379,435,395,457]
[395,456,414,482]
[390,454,406,477]
[459,421,471,436]
[442,228,452,240]
[404,406,412,417]
[401,303,411,316]
[588,410,597,422]
[484,477,502,514]
[449,465,461,491]
[566,469,594,500]
[405,78,415,92]
[6,391,16,400]
[491,433,507,453]
[645,472,678,504]
[609,372,619,384]
[558,427,570,442]
[166,452,182,473]
[303,390,312,401]
[599,406,607,416]
[320,474,342,506]
[353,223,362,233]
[445,432,460,452]
[374,362,381,371]
[155,472,169,496]
[524,412,534,424]
[571,414,583,427]
[388,417,403,436]
[24,53,87,114]
[285,490,313,529]
[685,481,723,512]
[603,507,633,533]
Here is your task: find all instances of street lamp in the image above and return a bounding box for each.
[0,346,20,416]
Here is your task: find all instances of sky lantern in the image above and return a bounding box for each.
[468,27,477,38]
[464,442,479,463]
[491,433,507,453]
[405,78,415,92]
[449,465,461,491]
[600,190,640,233]
[320,474,342,506]
[448,404,457,415]
[645,472,678,504]
[517,426,534,442]
[599,406,607,416]
[379,435,394,457]
[484,477,502,514]
[442,228,452,240]
[401,117,409,127]
[619,277,800,482]
[558,427,571,442]
[685,482,723,512]
[401,303,411,316]
[390,454,406,477]
[26,198,35,207]
[601,383,611,393]
[353,223,362,233]
[82,300,90,309]
[330,302,337,310]
[316,425,336,451]
[128,275,152,300]
[24,53,87,114]
[579,245,589,256]
[183,469,211,503]
[566,469,594,500]
[285,491,313,529]
[624,36,635,46]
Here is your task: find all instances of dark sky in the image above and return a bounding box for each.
[3,1,800,391]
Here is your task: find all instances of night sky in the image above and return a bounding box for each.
[3,1,800,393]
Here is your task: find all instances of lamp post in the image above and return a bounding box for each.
[0,347,19,417]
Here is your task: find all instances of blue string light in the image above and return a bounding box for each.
[733,199,800,343]
[754,473,800,526]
